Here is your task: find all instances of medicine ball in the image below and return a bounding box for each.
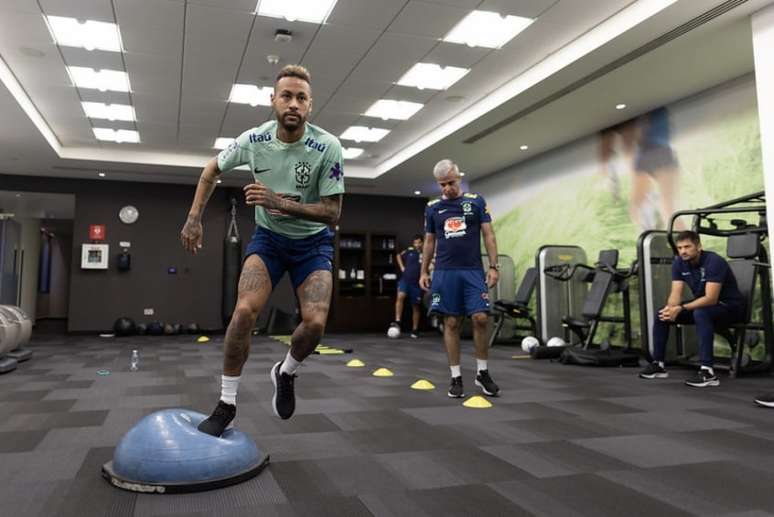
[135,323,147,335]
[163,323,175,335]
[147,321,164,336]
[172,323,183,335]
[186,323,200,334]
[113,317,136,336]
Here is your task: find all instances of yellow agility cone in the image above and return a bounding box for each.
[318,349,344,355]
[411,379,435,390]
[346,359,365,367]
[196,336,210,343]
[372,368,394,377]
[463,395,493,408]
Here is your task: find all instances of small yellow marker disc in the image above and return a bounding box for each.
[372,367,394,377]
[346,359,365,367]
[410,379,435,390]
[463,395,493,408]
[196,336,210,343]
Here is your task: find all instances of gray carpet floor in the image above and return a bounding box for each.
[3,329,774,516]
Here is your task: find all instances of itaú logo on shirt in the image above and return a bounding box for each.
[444,217,467,238]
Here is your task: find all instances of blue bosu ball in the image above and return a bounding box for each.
[102,409,269,493]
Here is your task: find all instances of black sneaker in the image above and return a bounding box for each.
[410,331,419,339]
[475,369,500,396]
[448,376,464,398]
[639,362,668,379]
[271,361,296,419]
[685,368,719,387]
[754,393,774,407]
[197,400,236,437]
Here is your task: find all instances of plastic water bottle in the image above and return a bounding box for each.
[130,350,139,372]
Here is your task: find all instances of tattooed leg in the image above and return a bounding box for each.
[290,270,333,361]
[223,255,273,375]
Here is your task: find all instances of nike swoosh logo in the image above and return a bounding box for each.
[254,168,271,174]
[438,209,448,214]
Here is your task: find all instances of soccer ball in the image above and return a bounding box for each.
[387,326,401,339]
[521,336,539,353]
[546,336,567,348]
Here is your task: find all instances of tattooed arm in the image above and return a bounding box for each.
[180,157,221,254]
[243,182,342,225]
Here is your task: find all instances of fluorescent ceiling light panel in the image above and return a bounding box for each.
[364,100,423,121]
[93,128,140,143]
[45,15,122,52]
[397,63,469,90]
[443,10,533,48]
[340,126,389,143]
[81,102,135,121]
[377,0,678,179]
[342,147,364,159]
[229,84,273,107]
[214,137,235,150]
[68,67,130,92]
[255,0,338,24]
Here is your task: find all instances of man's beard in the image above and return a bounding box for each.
[278,111,304,132]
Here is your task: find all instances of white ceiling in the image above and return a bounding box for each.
[0,0,771,199]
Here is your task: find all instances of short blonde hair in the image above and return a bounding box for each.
[275,65,311,86]
[433,159,458,179]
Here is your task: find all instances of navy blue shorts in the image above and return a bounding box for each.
[430,269,490,316]
[245,226,334,289]
[398,279,423,305]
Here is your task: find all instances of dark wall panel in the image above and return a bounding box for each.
[1,173,431,332]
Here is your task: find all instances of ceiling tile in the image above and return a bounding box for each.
[188,0,254,12]
[423,41,490,68]
[59,47,125,71]
[221,105,273,135]
[478,0,557,18]
[301,23,381,85]
[326,0,409,31]
[388,0,468,38]
[179,96,226,129]
[124,53,180,96]
[309,111,361,137]
[132,92,178,127]
[116,0,184,57]
[38,0,115,22]
[350,32,439,83]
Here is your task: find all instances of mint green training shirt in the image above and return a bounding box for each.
[217,120,345,239]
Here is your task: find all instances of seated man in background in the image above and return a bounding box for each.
[388,234,424,339]
[639,230,745,387]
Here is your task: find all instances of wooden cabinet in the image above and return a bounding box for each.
[329,231,399,332]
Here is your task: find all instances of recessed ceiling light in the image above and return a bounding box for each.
[45,16,122,52]
[216,179,222,184]
[520,145,528,150]
[229,84,272,107]
[443,10,533,49]
[397,63,469,91]
[342,147,364,159]
[93,128,140,144]
[255,0,338,24]
[214,137,235,150]
[67,66,130,92]
[414,190,421,195]
[81,102,135,121]
[98,172,106,177]
[616,103,627,110]
[459,172,466,176]
[364,100,423,121]
[340,126,390,143]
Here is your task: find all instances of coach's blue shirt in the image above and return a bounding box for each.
[400,246,421,283]
[424,193,491,270]
[671,250,743,306]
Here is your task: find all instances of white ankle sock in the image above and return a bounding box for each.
[476,359,488,372]
[701,365,714,375]
[450,364,461,378]
[220,375,240,405]
[657,361,665,368]
[280,351,301,376]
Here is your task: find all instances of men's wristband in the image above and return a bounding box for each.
[489,264,500,271]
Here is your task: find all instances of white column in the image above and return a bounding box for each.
[752,5,774,256]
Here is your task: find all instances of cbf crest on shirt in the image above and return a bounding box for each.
[217,120,345,239]
[425,193,491,269]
